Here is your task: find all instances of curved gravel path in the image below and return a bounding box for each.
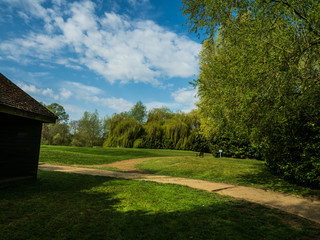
[39,160,320,224]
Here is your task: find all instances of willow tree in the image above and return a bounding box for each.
[182,0,320,186]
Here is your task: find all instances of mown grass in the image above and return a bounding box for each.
[138,157,320,199]
[0,171,319,240]
[39,145,195,165]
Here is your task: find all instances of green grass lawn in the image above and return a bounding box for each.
[0,171,319,240]
[39,145,195,165]
[137,157,320,199]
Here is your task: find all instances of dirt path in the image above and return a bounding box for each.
[39,162,320,224]
[80,156,190,172]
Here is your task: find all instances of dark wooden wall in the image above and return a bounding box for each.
[0,112,42,187]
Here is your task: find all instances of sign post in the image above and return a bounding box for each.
[219,149,223,158]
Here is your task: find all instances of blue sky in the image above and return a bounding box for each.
[0,0,202,120]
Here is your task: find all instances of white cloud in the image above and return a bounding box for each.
[172,87,198,105]
[145,101,179,111]
[0,34,66,62]
[127,0,150,8]
[0,0,201,86]
[17,82,60,100]
[18,82,42,95]
[62,81,134,112]
[56,58,82,69]
[91,96,133,112]
[1,0,57,31]
[42,88,59,100]
[18,11,30,22]
[16,78,197,118]
[64,81,104,96]
[63,104,86,120]
[171,87,198,112]
[17,79,134,113]
[60,88,72,100]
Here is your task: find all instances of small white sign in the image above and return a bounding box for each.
[219,150,223,153]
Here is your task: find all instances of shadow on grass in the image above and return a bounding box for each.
[235,167,320,199]
[0,171,319,240]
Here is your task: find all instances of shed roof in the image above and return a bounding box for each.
[0,73,57,123]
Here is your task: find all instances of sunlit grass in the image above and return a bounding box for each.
[138,156,320,199]
[0,171,319,240]
[39,145,195,165]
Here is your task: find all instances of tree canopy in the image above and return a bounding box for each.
[45,103,69,123]
[128,101,147,123]
[182,0,320,187]
[72,110,103,147]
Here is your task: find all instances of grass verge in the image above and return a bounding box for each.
[0,170,319,240]
[138,157,320,199]
[39,145,195,165]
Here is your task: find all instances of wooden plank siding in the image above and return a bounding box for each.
[0,112,42,187]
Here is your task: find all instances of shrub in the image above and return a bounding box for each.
[133,138,145,148]
[265,122,320,188]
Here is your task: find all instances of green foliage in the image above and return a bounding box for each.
[41,103,71,145]
[104,118,144,148]
[185,130,211,152]
[143,121,165,149]
[44,102,69,123]
[133,138,145,148]
[265,122,320,187]
[182,0,320,187]
[72,110,103,147]
[103,108,211,152]
[128,100,147,123]
[209,135,263,160]
[41,123,72,146]
[147,107,173,124]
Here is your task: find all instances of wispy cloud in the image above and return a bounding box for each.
[172,87,198,105]
[59,88,72,100]
[63,81,134,112]
[171,87,198,112]
[145,87,198,113]
[64,81,104,96]
[0,0,201,86]
[17,78,197,118]
[127,0,150,7]
[145,101,179,111]
[17,82,60,101]
[91,96,134,112]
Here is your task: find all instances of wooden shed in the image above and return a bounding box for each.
[0,73,57,187]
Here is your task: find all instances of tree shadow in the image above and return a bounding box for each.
[235,167,320,199]
[0,171,319,240]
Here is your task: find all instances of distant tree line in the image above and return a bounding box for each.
[42,101,261,159]
[104,104,211,152]
[41,102,210,152]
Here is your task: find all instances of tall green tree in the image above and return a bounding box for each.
[41,103,71,145]
[182,0,320,186]
[72,110,103,147]
[128,101,147,123]
[45,103,69,123]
